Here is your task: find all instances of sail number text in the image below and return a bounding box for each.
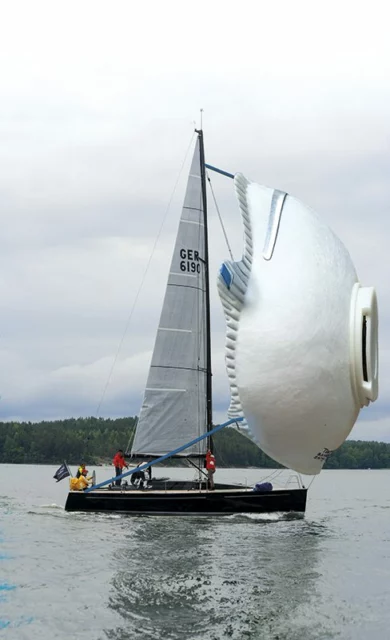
[180,248,201,273]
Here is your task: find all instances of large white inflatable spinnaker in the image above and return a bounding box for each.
[218,174,379,475]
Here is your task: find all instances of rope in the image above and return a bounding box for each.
[207,172,234,261]
[125,416,137,455]
[256,468,283,484]
[94,131,196,418]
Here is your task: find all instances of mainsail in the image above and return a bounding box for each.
[131,137,210,457]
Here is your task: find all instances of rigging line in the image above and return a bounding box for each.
[256,468,283,484]
[94,131,196,418]
[207,171,234,261]
[125,416,137,455]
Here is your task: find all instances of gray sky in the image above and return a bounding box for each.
[0,0,389,441]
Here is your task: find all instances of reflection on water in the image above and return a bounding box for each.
[104,516,326,640]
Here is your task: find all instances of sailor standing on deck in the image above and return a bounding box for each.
[205,449,216,490]
[113,449,128,486]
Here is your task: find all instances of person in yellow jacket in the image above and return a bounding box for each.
[70,468,93,491]
[76,463,87,479]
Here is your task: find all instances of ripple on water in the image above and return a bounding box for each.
[2,467,390,639]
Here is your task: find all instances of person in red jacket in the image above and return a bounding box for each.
[113,449,128,486]
[205,449,216,490]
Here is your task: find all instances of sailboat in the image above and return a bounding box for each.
[64,129,310,514]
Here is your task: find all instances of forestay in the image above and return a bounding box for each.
[131,139,208,457]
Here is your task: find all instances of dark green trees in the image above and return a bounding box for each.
[0,417,389,468]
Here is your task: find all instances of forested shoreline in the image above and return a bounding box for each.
[0,417,389,469]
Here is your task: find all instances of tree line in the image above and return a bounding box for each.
[0,416,389,469]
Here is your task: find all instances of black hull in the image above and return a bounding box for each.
[65,487,307,515]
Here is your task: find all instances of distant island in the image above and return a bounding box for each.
[0,416,389,469]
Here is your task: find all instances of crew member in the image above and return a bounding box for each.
[70,467,92,491]
[113,449,128,486]
[205,449,216,490]
[76,463,86,479]
[131,463,150,489]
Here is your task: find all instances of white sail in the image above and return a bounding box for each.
[131,139,209,457]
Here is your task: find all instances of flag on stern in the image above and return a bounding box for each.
[53,462,71,482]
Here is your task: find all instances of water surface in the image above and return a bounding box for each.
[1,465,390,639]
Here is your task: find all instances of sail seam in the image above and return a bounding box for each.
[168,284,204,292]
[169,272,198,278]
[151,365,205,372]
[159,327,192,333]
[181,219,204,226]
[145,387,186,392]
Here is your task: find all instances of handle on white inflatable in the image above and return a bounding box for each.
[350,283,379,407]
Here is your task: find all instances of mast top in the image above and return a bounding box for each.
[195,108,204,134]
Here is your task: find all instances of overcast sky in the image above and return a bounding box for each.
[0,0,388,442]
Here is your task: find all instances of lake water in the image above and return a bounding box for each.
[1,465,390,640]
